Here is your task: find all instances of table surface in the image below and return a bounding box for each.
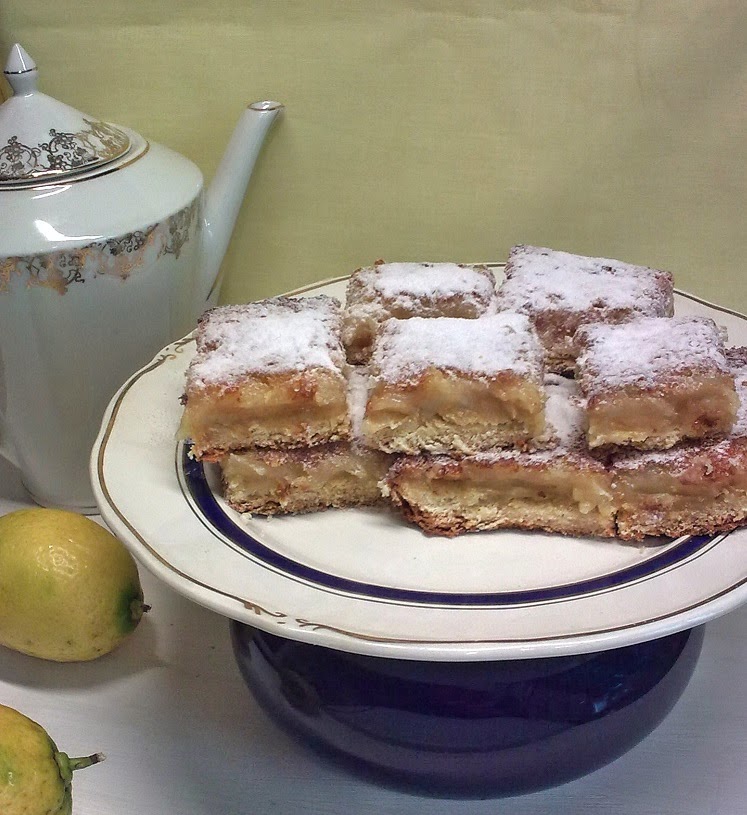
[1,454,745,815]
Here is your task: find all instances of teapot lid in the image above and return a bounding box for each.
[0,43,132,186]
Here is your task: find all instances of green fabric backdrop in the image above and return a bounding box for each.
[2,2,745,310]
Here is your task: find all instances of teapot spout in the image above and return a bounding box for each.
[199,100,283,313]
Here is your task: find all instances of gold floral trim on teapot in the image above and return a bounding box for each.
[0,197,200,295]
[0,119,130,181]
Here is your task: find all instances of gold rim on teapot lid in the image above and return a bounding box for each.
[0,43,132,186]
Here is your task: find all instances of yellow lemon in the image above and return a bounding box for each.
[0,704,103,815]
[0,508,146,661]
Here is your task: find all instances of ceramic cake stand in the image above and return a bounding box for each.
[230,620,703,795]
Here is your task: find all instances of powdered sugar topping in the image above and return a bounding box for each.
[576,316,731,394]
[346,368,370,438]
[371,313,543,383]
[188,296,345,388]
[727,349,747,436]
[498,245,672,314]
[347,262,496,315]
[373,262,493,300]
[543,375,584,449]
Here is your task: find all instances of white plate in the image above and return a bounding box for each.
[91,274,747,662]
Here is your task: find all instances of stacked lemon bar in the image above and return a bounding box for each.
[357,249,664,537]
[180,263,500,516]
[180,248,747,541]
[378,247,743,538]
[605,343,747,539]
[179,296,390,514]
[383,374,618,537]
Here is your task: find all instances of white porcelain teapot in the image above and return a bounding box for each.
[0,43,283,512]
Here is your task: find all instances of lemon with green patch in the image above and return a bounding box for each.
[0,508,146,661]
[0,704,103,815]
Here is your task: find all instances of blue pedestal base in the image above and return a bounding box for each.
[231,624,704,797]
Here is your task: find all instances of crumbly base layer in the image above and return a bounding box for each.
[220,443,390,515]
[362,371,547,454]
[615,500,747,540]
[384,456,616,538]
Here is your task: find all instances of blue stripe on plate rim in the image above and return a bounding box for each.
[179,442,724,608]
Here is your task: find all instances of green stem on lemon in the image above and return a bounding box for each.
[67,753,106,772]
[55,750,106,783]
[117,587,149,634]
[54,751,105,815]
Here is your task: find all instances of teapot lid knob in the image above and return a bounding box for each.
[4,43,38,95]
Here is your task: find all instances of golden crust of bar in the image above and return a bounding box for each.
[612,438,747,540]
[384,452,616,538]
